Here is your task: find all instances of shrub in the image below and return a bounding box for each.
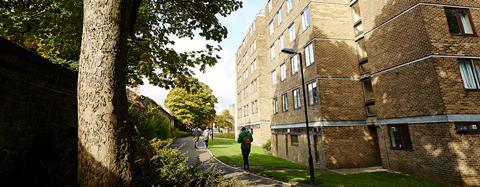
[262,140,272,153]
[129,107,171,140]
[133,139,235,186]
[214,132,235,139]
[172,128,190,138]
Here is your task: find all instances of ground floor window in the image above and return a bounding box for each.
[290,134,299,146]
[388,124,412,149]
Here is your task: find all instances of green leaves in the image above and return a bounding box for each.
[215,110,234,129]
[0,0,242,89]
[164,78,217,128]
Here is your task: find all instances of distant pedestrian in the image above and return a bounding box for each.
[192,127,202,149]
[237,127,253,171]
[202,127,211,148]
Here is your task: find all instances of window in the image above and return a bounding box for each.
[280,63,287,81]
[272,70,277,86]
[357,39,368,60]
[388,124,412,149]
[362,78,375,102]
[305,43,315,66]
[287,0,294,13]
[269,21,275,35]
[273,97,278,113]
[277,10,283,25]
[458,59,480,89]
[289,23,296,42]
[270,44,276,60]
[307,81,318,105]
[268,0,272,12]
[253,40,257,51]
[456,123,480,134]
[279,34,285,51]
[445,8,475,35]
[290,134,299,146]
[293,89,301,109]
[351,2,361,23]
[354,21,364,36]
[302,8,311,31]
[282,93,288,112]
[251,60,257,72]
[291,54,299,74]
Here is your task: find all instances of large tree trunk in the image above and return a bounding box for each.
[78,0,134,185]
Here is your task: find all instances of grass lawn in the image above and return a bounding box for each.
[209,138,450,187]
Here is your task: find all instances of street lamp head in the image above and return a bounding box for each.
[281,48,297,55]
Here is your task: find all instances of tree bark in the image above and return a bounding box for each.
[78,0,133,185]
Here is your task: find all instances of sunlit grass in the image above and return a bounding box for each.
[209,138,451,187]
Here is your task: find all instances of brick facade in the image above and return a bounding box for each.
[235,0,480,185]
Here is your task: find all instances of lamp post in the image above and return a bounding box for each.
[281,48,315,184]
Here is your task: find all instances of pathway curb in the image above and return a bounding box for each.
[205,148,293,187]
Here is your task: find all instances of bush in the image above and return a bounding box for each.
[133,138,234,186]
[262,140,272,153]
[214,132,235,139]
[129,107,171,140]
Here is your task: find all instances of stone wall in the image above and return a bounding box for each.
[0,37,78,185]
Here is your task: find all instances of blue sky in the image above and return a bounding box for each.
[139,0,265,112]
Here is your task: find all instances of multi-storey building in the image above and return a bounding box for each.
[234,12,273,146]
[235,0,480,185]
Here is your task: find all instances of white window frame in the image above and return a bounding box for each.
[279,34,285,51]
[268,0,273,12]
[270,44,276,60]
[287,0,294,13]
[269,21,274,35]
[289,23,296,42]
[272,70,277,86]
[305,43,315,66]
[302,7,311,31]
[293,88,301,109]
[291,54,299,74]
[280,63,287,81]
[307,81,318,105]
[273,97,278,113]
[459,59,480,89]
[277,10,283,25]
[282,93,288,112]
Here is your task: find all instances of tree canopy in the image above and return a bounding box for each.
[0,0,242,89]
[164,78,217,128]
[215,110,234,130]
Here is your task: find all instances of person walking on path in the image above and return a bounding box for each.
[237,127,253,171]
[192,127,202,149]
[202,127,211,148]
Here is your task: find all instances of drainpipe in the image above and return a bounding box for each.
[380,125,391,169]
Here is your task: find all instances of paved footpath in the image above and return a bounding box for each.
[172,137,294,187]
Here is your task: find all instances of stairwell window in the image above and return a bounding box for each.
[445,8,475,35]
[305,43,315,66]
[458,59,480,89]
[291,54,299,75]
[388,124,412,149]
[302,7,311,31]
[270,44,276,60]
[279,34,285,51]
[268,0,272,12]
[282,93,288,112]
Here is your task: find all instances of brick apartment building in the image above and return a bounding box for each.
[235,12,274,146]
[235,0,480,185]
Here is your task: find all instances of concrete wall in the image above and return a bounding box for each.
[0,37,78,185]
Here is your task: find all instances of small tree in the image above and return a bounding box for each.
[164,78,217,129]
[215,110,234,132]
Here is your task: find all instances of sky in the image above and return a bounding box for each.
[139,0,265,112]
